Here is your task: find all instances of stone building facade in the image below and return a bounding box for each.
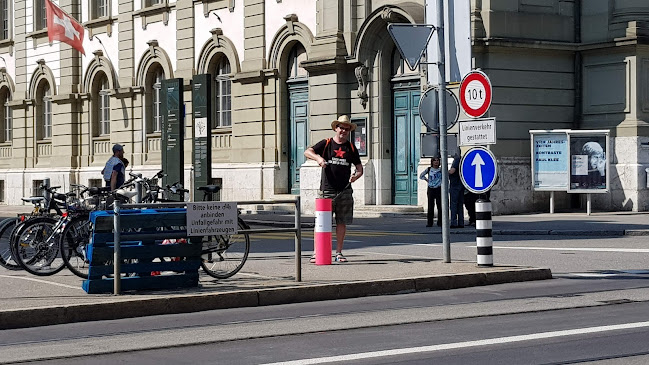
[0,0,647,214]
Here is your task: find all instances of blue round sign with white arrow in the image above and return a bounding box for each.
[460,147,498,194]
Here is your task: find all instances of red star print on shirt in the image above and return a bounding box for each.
[334,148,346,158]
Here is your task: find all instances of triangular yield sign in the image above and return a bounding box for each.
[387,24,435,71]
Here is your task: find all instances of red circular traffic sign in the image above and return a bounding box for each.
[460,70,492,118]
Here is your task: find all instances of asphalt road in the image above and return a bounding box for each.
[4,275,649,364]
[2,228,649,364]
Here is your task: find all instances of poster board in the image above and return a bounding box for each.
[530,130,610,193]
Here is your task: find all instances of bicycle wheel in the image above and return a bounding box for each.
[0,218,21,270]
[201,218,250,279]
[13,217,66,276]
[60,216,92,279]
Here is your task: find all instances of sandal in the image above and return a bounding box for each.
[309,254,316,264]
[335,253,348,263]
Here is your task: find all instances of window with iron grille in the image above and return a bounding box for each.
[32,180,44,196]
[88,179,103,188]
[0,180,4,202]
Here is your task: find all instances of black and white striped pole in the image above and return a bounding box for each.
[476,199,493,266]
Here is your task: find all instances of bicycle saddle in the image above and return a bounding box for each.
[88,186,111,196]
[198,185,221,193]
[21,196,46,203]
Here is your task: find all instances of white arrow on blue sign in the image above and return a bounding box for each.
[460,147,498,194]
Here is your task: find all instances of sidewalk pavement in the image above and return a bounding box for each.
[2,205,647,330]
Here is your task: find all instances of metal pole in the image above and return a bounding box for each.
[135,173,143,203]
[295,196,302,282]
[42,178,51,205]
[550,191,555,214]
[113,200,121,295]
[437,0,451,263]
[587,193,591,215]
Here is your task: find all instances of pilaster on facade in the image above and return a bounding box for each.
[310,0,347,62]
[241,0,266,72]
[118,0,135,87]
[175,0,195,80]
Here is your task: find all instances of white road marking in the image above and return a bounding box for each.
[491,246,649,253]
[390,242,440,246]
[0,275,82,290]
[262,321,649,365]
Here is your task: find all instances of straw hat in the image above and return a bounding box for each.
[330,115,357,131]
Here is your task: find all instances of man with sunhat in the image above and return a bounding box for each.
[304,115,363,263]
[102,143,126,190]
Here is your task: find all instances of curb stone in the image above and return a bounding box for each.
[0,268,551,330]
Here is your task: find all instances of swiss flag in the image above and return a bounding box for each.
[45,0,85,55]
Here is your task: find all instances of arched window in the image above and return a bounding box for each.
[146,65,164,133]
[211,57,231,128]
[92,73,110,136]
[0,87,10,143]
[36,81,52,140]
[287,43,307,80]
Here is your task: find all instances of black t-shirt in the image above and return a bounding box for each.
[312,138,362,192]
[449,156,462,188]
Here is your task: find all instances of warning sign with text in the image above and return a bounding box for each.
[186,202,238,236]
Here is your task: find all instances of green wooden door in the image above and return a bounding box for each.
[288,82,308,194]
[392,88,421,205]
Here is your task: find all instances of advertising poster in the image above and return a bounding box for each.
[532,133,569,190]
[569,135,607,191]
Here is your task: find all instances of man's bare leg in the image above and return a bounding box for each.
[336,223,346,253]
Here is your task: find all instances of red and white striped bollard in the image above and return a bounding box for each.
[314,198,332,265]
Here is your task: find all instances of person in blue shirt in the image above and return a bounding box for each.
[419,157,442,227]
[102,144,125,190]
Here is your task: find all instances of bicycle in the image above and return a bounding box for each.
[197,184,250,279]
[10,184,84,276]
[58,185,113,278]
[1,185,69,272]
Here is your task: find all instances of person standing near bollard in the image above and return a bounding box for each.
[448,150,465,228]
[102,144,126,190]
[419,157,442,227]
[304,115,363,263]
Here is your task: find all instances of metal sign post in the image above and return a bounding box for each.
[436,0,451,263]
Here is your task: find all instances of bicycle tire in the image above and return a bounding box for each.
[0,218,21,270]
[60,216,92,279]
[13,216,66,276]
[200,217,250,279]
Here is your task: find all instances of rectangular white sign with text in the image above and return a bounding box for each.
[458,118,496,146]
[186,202,238,236]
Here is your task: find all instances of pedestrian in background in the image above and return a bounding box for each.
[448,151,465,228]
[464,190,478,226]
[304,115,363,263]
[102,144,125,190]
[419,157,442,227]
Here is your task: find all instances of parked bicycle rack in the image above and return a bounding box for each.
[102,197,301,295]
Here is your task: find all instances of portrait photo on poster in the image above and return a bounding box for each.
[570,135,607,190]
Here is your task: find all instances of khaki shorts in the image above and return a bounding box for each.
[319,189,354,225]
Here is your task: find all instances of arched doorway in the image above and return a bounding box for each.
[286,43,308,194]
[391,50,421,205]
